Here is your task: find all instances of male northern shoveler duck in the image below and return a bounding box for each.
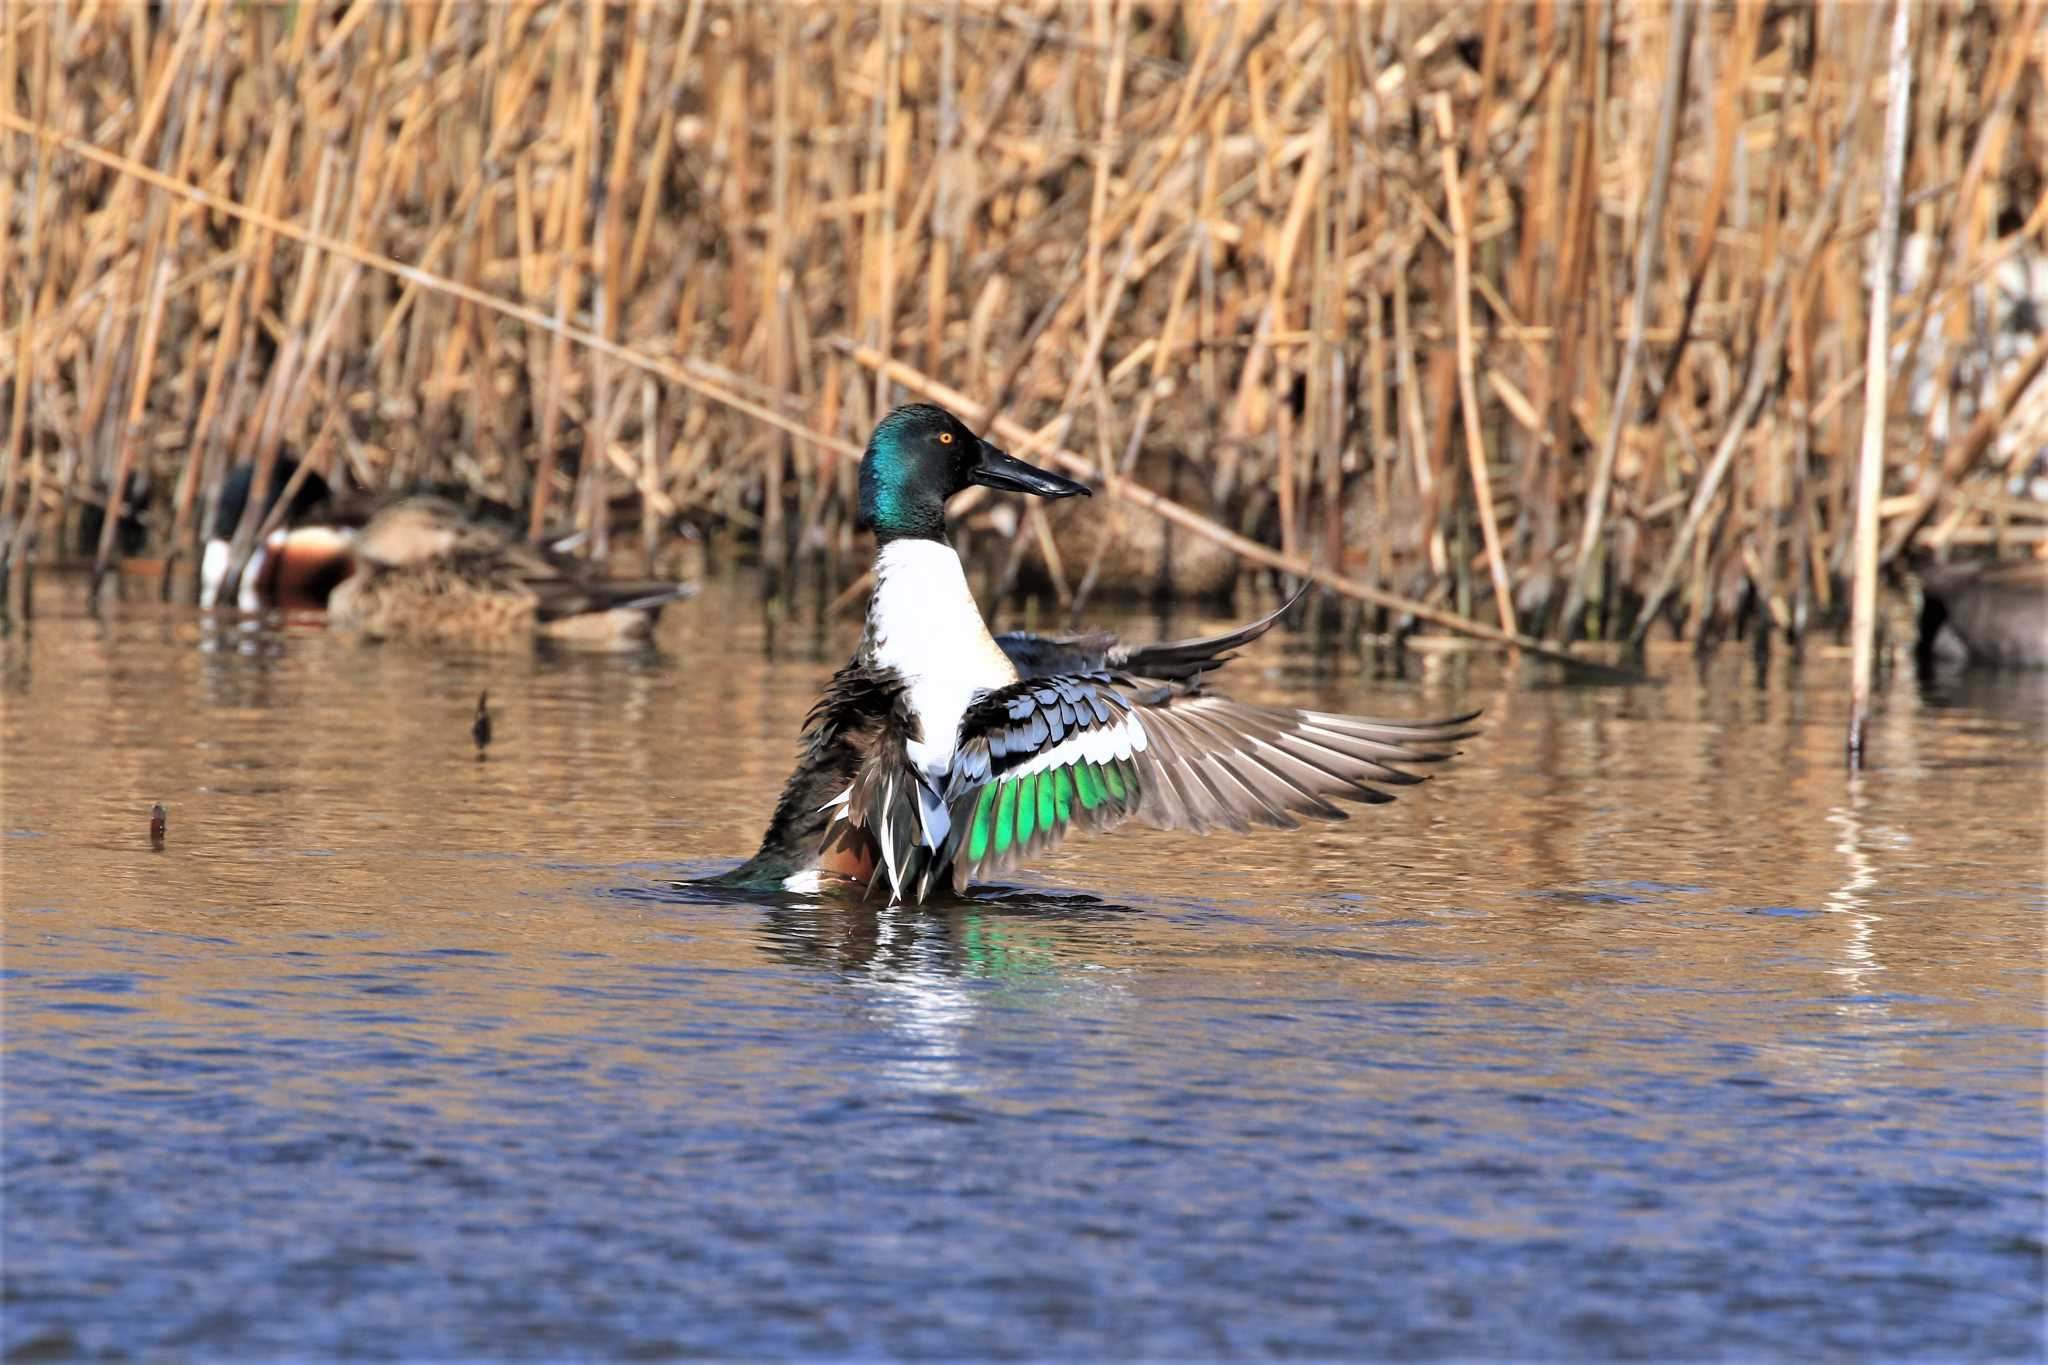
[200,458,356,610]
[326,495,694,647]
[721,403,1476,902]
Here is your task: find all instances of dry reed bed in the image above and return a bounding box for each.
[2,1,2044,649]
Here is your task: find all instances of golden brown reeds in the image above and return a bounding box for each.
[1,2,2043,653]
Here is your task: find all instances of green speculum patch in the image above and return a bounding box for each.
[965,756,1143,867]
[969,784,997,860]
[994,781,1018,853]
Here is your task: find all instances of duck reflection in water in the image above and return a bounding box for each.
[652,877,1141,1098]
[651,872,1138,982]
[752,886,1143,982]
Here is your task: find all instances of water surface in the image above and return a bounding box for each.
[4,576,2042,1358]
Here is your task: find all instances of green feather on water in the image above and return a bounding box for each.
[1075,764,1102,810]
[1053,768,1073,822]
[1016,773,1038,843]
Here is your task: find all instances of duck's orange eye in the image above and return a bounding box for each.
[938,432,954,445]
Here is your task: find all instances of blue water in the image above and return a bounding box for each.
[4,581,2043,1358]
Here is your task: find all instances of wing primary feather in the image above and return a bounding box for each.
[1190,704,1384,811]
[1302,708,1481,745]
[1226,735,1353,818]
[1148,710,1253,832]
[1276,728,1429,788]
[1130,719,1202,831]
[1171,712,1343,826]
[1292,719,1451,771]
[1267,727,1413,796]
[1169,710,1296,828]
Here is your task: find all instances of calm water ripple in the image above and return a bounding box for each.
[3,577,2043,1359]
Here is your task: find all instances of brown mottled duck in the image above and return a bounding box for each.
[327,496,693,648]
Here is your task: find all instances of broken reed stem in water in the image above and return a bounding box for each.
[1850,0,1913,765]
[1,4,2040,655]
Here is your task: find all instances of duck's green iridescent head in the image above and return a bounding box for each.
[858,403,1090,542]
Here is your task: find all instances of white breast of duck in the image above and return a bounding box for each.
[865,539,1018,782]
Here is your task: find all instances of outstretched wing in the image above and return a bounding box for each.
[994,590,1305,681]
[925,670,1476,897]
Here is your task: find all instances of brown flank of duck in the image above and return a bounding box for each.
[327,496,693,648]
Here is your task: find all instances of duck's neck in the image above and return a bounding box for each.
[863,539,1007,674]
[862,538,1018,774]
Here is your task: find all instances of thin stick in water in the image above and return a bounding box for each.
[1850,0,1912,764]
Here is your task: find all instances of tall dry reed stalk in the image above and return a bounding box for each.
[1,1,2042,652]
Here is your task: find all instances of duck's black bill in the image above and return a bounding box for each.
[971,440,1091,499]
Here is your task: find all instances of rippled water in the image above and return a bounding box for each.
[4,574,2043,1359]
